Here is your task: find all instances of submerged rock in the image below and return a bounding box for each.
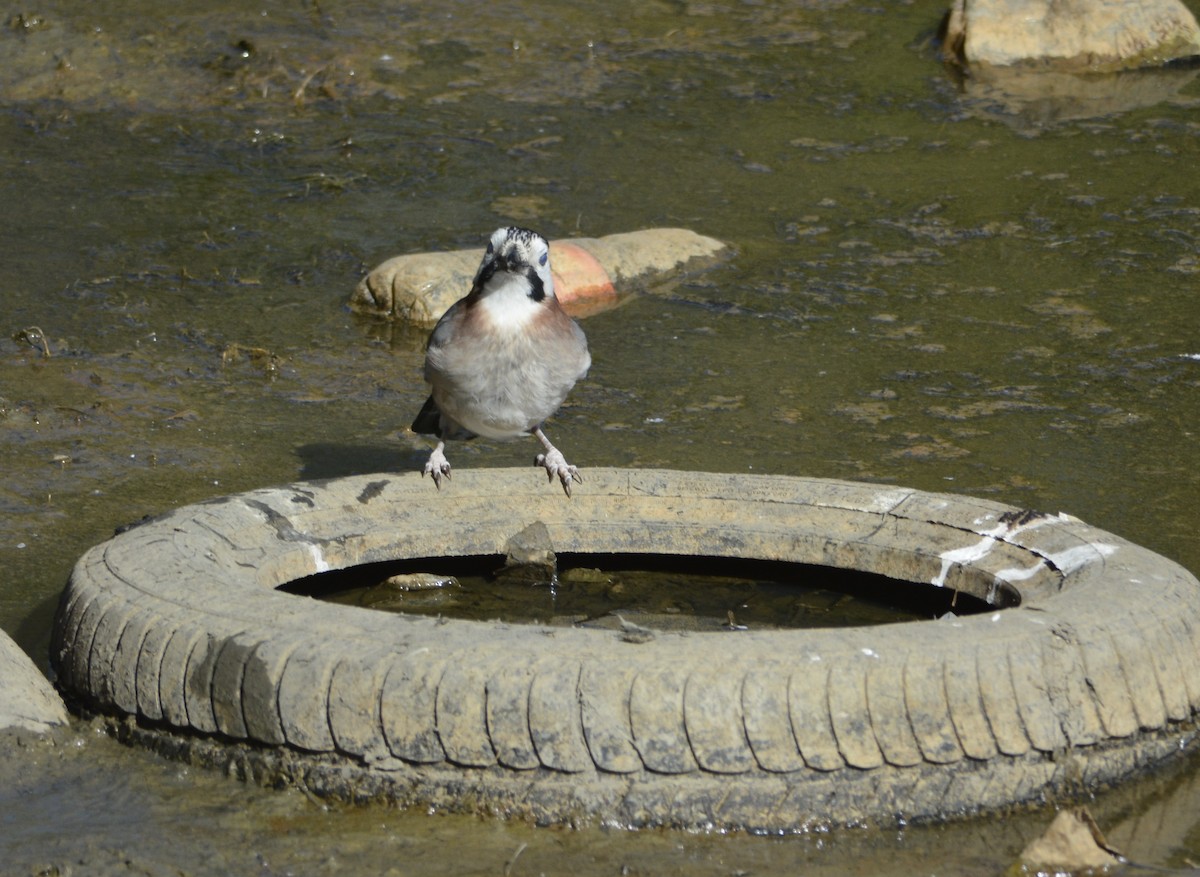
[1018,807,1123,871]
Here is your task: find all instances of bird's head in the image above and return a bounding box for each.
[471,226,555,303]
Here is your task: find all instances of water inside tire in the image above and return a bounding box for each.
[284,555,996,633]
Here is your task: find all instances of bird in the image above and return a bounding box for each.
[410,226,591,496]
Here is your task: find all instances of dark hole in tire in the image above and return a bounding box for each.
[282,554,1007,632]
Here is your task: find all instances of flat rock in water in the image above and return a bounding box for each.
[349,228,728,326]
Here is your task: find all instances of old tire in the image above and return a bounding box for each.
[51,468,1200,829]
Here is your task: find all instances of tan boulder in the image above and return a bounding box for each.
[943,0,1200,71]
[350,228,728,326]
[0,632,69,734]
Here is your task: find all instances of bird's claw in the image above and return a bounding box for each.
[535,449,582,497]
[423,447,452,490]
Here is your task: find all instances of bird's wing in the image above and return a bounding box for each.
[570,320,591,380]
[413,297,479,438]
[424,298,464,362]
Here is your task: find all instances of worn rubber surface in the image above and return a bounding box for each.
[52,468,1200,829]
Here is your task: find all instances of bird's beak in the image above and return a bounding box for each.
[469,249,514,298]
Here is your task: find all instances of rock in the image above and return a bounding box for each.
[943,0,1200,71]
[0,631,69,734]
[357,574,461,612]
[498,520,558,584]
[349,228,728,326]
[377,573,459,591]
[1018,807,1123,872]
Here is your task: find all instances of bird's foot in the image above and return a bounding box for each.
[535,447,582,497]
[423,445,452,489]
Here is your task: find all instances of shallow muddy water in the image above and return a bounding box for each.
[293,554,993,629]
[3,0,1200,873]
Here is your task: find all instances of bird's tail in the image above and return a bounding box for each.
[410,395,442,436]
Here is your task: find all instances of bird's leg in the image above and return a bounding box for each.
[423,441,452,489]
[532,426,581,497]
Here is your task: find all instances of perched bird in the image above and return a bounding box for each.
[411,226,591,496]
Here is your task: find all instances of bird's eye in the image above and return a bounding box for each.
[538,252,548,267]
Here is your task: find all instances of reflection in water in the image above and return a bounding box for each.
[957,64,1200,131]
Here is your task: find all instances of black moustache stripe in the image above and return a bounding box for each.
[525,267,545,302]
[471,259,498,296]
